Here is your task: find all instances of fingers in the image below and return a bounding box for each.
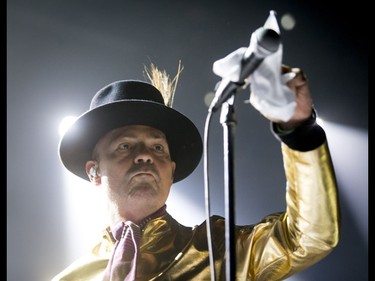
[281,72,296,83]
[291,68,308,82]
[281,66,308,90]
[282,65,308,81]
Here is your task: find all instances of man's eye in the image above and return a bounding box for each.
[118,143,130,150]
[154,144,164,151]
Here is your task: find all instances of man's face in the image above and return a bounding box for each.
[92,125,176,222]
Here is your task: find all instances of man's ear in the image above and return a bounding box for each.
[171,161,176,181]
[85,160,101,186]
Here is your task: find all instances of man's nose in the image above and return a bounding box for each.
[134,144,153,163]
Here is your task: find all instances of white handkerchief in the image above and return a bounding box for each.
[212,11,296,122]
[212,47,247,83]
[248,11,296,122]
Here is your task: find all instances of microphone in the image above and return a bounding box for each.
[209,27,281,112]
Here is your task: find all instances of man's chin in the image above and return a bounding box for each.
[128,184,157,198]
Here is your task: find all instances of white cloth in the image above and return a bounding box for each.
[212,11,296,122]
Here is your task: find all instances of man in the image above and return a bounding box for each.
[52,63,340,280]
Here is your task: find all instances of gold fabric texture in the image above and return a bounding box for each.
[52,142,340,281]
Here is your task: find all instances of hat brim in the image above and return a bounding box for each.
[58,100,203,183]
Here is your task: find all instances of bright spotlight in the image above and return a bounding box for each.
[317,116,325,127]
[59,116,78,137]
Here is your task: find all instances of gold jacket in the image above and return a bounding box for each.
[52,142,340,281]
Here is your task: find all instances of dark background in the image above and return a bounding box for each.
[7,1,368,280]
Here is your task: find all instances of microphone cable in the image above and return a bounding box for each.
[203,108,216,281]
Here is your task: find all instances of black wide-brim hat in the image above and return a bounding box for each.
[58,80,203,183]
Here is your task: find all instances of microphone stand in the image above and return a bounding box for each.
[208,14,281,280]
[212,78,242,281]
[220,94,237,281]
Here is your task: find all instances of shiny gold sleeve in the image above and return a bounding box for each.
[236,142,340,281]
